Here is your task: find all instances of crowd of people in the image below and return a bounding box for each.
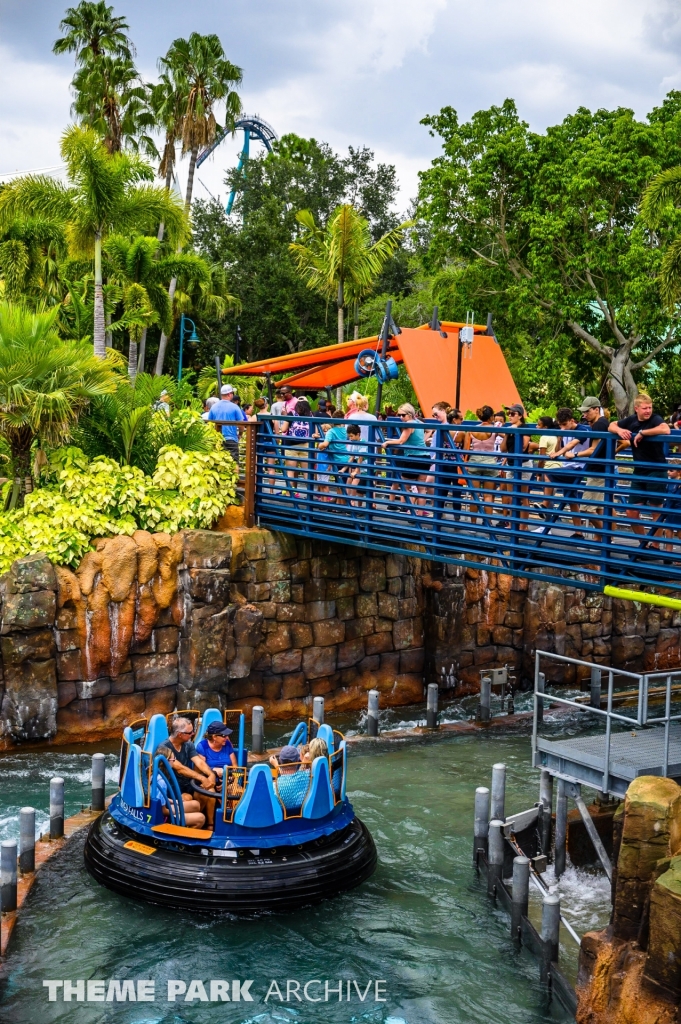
[154,716,332,828]
[199,378,680,547]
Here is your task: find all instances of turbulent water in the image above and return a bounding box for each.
[0,726,610,1024]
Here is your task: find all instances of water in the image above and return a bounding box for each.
[0,734,609,1023]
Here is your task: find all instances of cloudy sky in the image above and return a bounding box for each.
[2,0,681,209]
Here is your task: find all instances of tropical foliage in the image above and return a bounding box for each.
[0,443,238,574]
[0,302,118,502]
[0,126,187,358]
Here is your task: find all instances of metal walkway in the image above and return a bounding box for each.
[536,724,681,798]
[247,416,681,593]
[532,651,681,796]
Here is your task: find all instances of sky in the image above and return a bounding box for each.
[1,0,681,210]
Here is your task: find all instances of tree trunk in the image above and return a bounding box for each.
[105,311,112,349]
[608,347,638,418]
[137,328,147,374]
[157,163,174,243]
[154,276,177,376]
[185,147,198,212]
[128,334,138,383]
[93,230,106,359]
[337,302,344,345]
[353,300,359,341]
[336,297,345,406]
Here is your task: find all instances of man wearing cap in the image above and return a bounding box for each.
[207,383,247,462]
[195,722,238,778]
[562,397,609,540]
[269,745,309,812]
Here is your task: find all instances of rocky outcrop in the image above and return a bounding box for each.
[577,776,681,1023]
[426,562,681,692]
[3,530,681,747]
[0,554,58,742]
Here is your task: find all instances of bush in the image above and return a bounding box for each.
[0,444,238,574]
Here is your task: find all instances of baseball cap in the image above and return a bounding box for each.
[508,403,525,414]
[278,744,300,764]
[221,383,234,395]
[578,396,601,412]
[205,722,233,736]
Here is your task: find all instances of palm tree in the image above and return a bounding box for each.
[54,1,153,155]
[0,302,118,504]
[289,204,408,345]
[159,33,243,210]
[103,234,212,378]
[153,34,242,375]
[0,218,66,302]
[0,126,187,359]
[150,71,188,199]
[53,1,132,64]
[642,167,681,308]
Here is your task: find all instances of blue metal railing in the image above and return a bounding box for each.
[249,415,681,592]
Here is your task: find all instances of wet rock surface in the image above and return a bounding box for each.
[2,532,681,746]
[577,776,681,1022]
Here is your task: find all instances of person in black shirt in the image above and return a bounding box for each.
[609,393,670,535]
[155,717,217,827]
[561,397,609,541]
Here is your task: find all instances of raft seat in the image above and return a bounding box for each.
[317,723,334,753]
[194,708,222,743]
[151,823,214,840]
[233,764,284,828]
[301,756,335,819]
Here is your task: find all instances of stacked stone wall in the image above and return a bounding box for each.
[3,527,681,747]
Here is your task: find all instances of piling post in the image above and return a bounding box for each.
[19,807,35,874]
[536,671,545,725]
[479,674,491,722]
[487,819,505,896]
[511,855,530,943]
[367,689,379,737]
[590,666,602,709]
[539,771,553,856]
[49,777,64,840]
[426,683,439,729]
[252,706,265,755]
[91,753,105,812]
[0,840,17,913]
[312,696,325,725]
[541,892,561,981]
[473,786,490,866]
[555,778,568,878]
[490,763,506,822]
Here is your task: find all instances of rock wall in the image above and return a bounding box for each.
[3,528,681,748]
[426,562,681,691]
[0,529,427,747]
[576,776,681,1023]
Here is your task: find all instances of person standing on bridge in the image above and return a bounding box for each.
[609,393,670,536]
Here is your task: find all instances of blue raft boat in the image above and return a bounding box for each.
[84,709,377,913]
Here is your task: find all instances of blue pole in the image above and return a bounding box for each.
[238,712,246,767]
[178,313,185,382]
[226,130,250,216]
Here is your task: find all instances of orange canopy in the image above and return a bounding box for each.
[226,321,521,413]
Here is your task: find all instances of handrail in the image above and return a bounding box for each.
[249,415,681,592]
[533,650,681,789]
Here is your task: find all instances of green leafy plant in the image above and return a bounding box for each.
[0,443,238,574]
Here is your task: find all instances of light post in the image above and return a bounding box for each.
[177,314,199,381]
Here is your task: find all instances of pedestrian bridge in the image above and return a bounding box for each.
[238,417,681,594]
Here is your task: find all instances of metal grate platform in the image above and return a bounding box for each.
[536,724,681,797]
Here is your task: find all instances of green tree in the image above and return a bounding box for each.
[0,126,187,359]
[153,33,242,375]
[159,33,243,211]
[191,135,405,361]
[103,234,213,378]
[289,203,408,345]
[0,302,118,503]
[641,165,681,308]
[418,94,681,415]
[150,70,188,197]
[53,1,154,155]
[0,218,66,302]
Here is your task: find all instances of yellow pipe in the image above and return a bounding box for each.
[603,585,681,611]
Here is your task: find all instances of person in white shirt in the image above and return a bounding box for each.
[346,394,377,443]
